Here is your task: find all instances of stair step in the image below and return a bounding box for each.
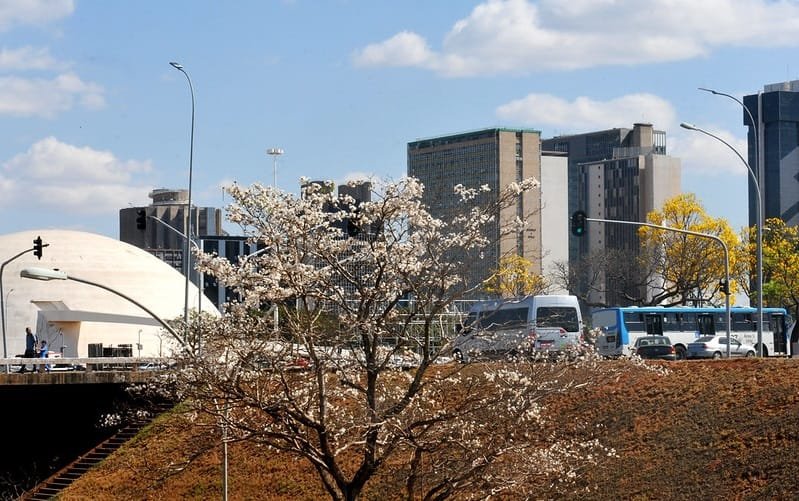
[20,402,175,500]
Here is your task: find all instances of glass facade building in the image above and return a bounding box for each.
[744,81,799,227]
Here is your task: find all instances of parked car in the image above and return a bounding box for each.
[633,335,677,361]
[686,335,756,359]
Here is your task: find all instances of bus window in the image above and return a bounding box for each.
[645,314,663,335]
[663,313,680,332]
[732,312,754,332]
[698,314,715,335]
[773,314,787,353]
[680,312,697,332]
[623,312,644,333]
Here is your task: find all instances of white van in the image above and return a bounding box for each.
[449,295,583,361]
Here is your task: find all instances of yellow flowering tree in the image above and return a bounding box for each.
[741,218,799,319]
[638,193,740,306]
[483,254,548,298]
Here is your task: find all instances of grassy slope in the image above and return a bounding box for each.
[59,358,799,500]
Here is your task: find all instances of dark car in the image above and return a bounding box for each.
[633,335,677,361]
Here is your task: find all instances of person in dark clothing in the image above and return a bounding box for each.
[17,327,37,373]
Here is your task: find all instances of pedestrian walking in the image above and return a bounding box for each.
[17,327,37,373]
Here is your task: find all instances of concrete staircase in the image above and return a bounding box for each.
[20,404,172,500]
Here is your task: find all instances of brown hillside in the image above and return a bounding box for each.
[59,358,799,500]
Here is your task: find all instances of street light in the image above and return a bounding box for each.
[266,147,283,187]
[1,240,48,367]
[149,215,204,349]
[19,267,185,349]
[586,215,732,356]
[680,121,764,356]
[170,61,196,346]
[698,88,765,357]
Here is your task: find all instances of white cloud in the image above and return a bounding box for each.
[354,0,799,76]
[0,72,105,117]
[0,46,62,70]
[496,93,676,133]
[670,128,751,176]
[1,137,153,214]
[353,31,435,68]
[496,91,752,178]
[0,0,74,31]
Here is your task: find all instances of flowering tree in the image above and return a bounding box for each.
[173,177,614,499]
[638,193,740,306]
[483,254,549,298]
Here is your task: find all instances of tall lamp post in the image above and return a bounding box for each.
[267,147,283,188]
[169,61,196,344]
[681,121,763,355]
[698,88,764,356]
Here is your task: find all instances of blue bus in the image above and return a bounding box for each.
[592,306,794,359]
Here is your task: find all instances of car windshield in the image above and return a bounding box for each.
[695,336,715,342]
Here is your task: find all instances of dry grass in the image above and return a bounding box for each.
[59,358,799,500]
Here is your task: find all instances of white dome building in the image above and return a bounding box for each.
[1,230,218,359]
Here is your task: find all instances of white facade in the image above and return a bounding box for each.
[540,154,569,294]
[1,230,217,359]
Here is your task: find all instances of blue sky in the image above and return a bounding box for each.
[2,0,798,238]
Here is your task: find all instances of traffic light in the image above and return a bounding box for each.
[33,236,44,260]
[136,209,147,230]
[719,278,729,294]
[570,211,587,237]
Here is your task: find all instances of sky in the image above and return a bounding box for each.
[2,0,798,239]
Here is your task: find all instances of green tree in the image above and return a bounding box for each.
[483,254,548,298]
[638,193,740,306]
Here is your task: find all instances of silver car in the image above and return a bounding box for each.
[686,335,756,359]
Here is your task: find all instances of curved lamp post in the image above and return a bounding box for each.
[697,88,764,357]
[20,267,185,349]
[149,215,204,351]
[170,61,195,346]
[586,216,731,356]
[681,121,764,356]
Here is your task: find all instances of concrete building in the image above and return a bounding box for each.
[1,230,215,359]
[119,188,224,274]
[407,128,568,295]
[542,123,668,261]
[544,124,681,305]
[744,81,799,227]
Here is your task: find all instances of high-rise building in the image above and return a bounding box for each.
[543,124,681,305]
[120,188,224,288]
[407,128,568,296]
[744,81,799,227]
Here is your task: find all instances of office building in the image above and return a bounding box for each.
[744,80,799,227]
[120,188,224,275]
[543,124,680,305]
[407,128,568,295]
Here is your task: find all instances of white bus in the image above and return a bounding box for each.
[449,295,583,361]
[593,306,794,359]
